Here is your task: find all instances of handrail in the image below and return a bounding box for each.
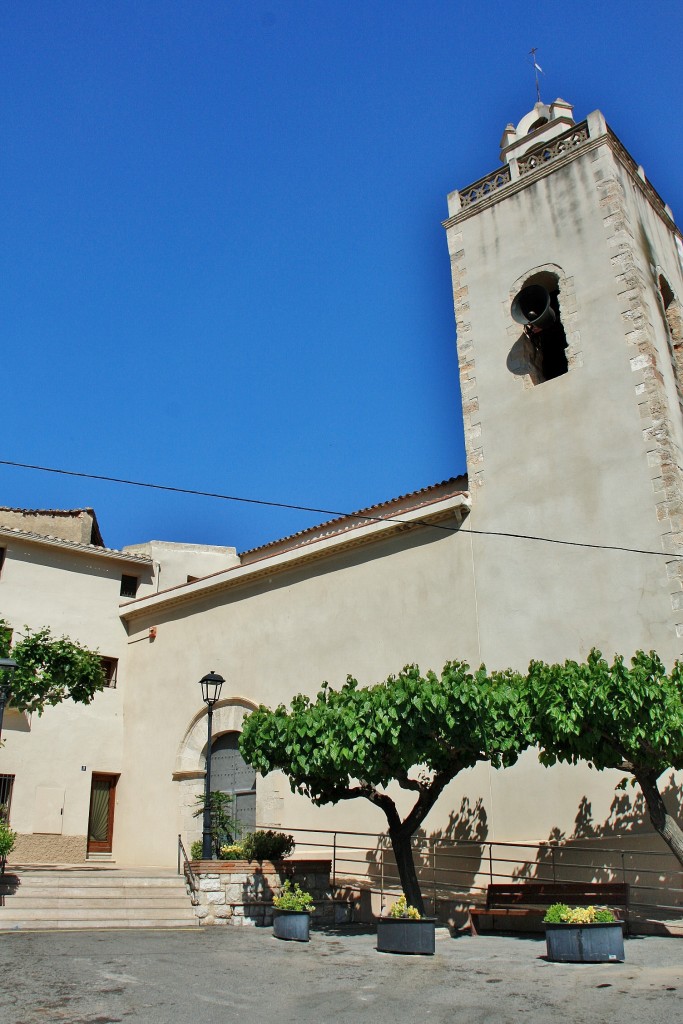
[252,824,682,921]
[178,834,199,906]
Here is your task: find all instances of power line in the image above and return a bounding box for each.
[0,457,680,560]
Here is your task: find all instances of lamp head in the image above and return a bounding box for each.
[199,670,224,707]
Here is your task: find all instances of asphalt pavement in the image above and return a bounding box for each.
[0,925,680,1024]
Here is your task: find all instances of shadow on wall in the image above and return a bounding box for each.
[363,796,489,909]
[511,774,682,912]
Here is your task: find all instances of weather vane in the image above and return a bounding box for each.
[529,48,544,103]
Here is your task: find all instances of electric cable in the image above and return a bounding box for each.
[0,457,680,559]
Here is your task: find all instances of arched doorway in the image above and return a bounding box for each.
[210,731,256,835]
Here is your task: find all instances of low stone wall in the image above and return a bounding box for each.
[188,858,348,927]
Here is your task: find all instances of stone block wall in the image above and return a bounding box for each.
[187,858,342,927]
[10,833,87,864]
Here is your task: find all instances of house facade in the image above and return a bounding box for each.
[1,98,682,876]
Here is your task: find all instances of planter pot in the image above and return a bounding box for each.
[272,909,311,942]
[376,917,436,955]
[545,922,625,963]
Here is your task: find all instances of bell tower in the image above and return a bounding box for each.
[443,100,683,664]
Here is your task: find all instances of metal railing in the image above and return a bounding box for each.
[257,825,682,922]
[177,834,199,906]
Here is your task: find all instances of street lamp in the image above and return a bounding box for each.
[199,670,224,860]
[0,659,18,743]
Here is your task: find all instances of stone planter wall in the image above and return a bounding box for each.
[187,858,343,927]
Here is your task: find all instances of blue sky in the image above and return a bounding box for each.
[2,2,682,553]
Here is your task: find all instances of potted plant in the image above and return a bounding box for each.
[0,820,17,877]
[376,895,436,955]
[272,880,316,942]
[544,904,625,963]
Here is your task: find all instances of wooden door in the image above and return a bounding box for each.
[87,773,118,854]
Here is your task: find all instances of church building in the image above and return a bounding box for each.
[1,98,682,885]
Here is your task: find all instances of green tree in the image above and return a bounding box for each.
[239,662,530,914]
[0,618,106,715]
[526,649,683,866]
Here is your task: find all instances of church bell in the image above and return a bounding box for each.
[511,284,556,330]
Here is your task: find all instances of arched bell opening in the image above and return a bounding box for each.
[509,269,569,385]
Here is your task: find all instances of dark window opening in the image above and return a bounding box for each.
[100,657,118,688]
[527,288,568,381]
[509,272,569,385]
[0,774,15,823]
[527,116,549,134]
[120,574,138,599]
[658,274,683,402]
[0,548,5,578]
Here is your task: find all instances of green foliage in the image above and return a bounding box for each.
[544,903,616,924]
[0,820,16,858]
[190,840,203,861]
[240,661,531,912]
[272,879,315,913]
[0,618,105,714]
[239,661,531,807]
[219,843,245,860]
[193,791,241,859]
[0,820,17,874]
[240,830,295,863]
[388,894,421,920]
[526,648,683,775]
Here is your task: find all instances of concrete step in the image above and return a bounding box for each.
[1,897,191,909]
[0,918,198,930]
[0,868,198,930]
[0,906,194,921]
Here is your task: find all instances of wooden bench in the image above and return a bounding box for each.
[469,882,629,936]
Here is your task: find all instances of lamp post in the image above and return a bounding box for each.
[0,659,18,743]
[199,670,224,860]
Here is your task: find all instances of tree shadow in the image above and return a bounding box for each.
[510,774,682,916]
[360,796,489,915]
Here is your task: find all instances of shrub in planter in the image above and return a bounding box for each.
[219,843,245,860]
[272,880,315,942]
[241,830,295,862]
[0,820,17,876]
[544,904,625,963]
[377,895,436,955]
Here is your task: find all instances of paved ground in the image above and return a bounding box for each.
[0,925,681,1024]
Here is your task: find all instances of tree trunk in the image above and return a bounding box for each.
[389,828,425,916]
[634,770,683,867]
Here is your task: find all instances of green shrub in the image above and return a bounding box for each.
[190,840,203,861]
[193,792,241,859]
[544,903,616,924]
[272,880,315,913]
[388,894,421,920]
[0,821,17,875]
[241,830,295,862]
[219,843,245,860]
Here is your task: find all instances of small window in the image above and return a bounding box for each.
[0,548,5,578]
[100,657,118,688]
[120,574,138,599]
[0,773,15,823]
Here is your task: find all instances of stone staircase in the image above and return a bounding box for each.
[0,866,199,930]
